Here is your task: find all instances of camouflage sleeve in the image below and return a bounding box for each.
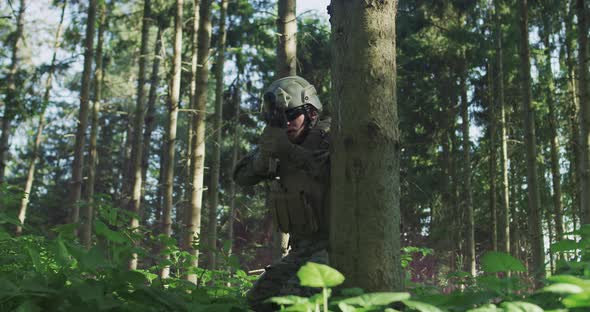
[232,148,277,186]
[283,132,330,180]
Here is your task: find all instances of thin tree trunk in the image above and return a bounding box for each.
[16,0,66,235]
[185,0,212,282]
[495,0,511,254]
[70,0,97,226]
[207,0,228,270]
[487,62,498,253]
[0,0,26,183]
[128,0,152,270]
[565,0,581,232]
[273,0,297,260]
[518,0,545,282]
[329,0,402,291]
[141,26,163,222]
[460,65,476,277]
[81,0,107,247]
[577,0,590,224]
[182,0,200,259]
[161,0,184,279]
[541,16,564,244]
[227,84,241,256]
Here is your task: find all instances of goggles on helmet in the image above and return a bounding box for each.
[284,106,307,122]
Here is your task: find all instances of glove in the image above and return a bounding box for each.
[258,126,293,156]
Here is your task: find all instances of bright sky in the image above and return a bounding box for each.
[297,0,330,18]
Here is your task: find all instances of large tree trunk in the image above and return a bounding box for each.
[577,0,590,224]
[161,0,184,279]
[541,16,564,244]
[0,0,26,183]
[518,0,545,281]
[495,0,511,254]
[329,0,402,291]
[273,0,297,261]
[207,0,228,270]
[128,0,152,270]
[185,0,212,283]
[70,0,97,226]
[16,1,66,235]
[81,1,107,247]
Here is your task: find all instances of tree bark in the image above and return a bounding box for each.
[227,84,241,256]
[0,0,26,183]
[495,0,511,254]
[161,0,184,279]
[541,15,564,244]
[273,0,297,260]
[276,0,297,77]
[70,0,97,226]
[207,0,228,270]
[141,26,164,223]
[16,0,66,235]
[185,0,212,283]
[488,62,498,252]
[577,0,590,224]
[460,65,476,276]
[518,0,545,281]
[329,0,403,291]
[81,0,107,247]
[128,0,152,270]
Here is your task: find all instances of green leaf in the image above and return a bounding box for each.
[402,300,442,312]
[467,304,501,312]
[340,292,411,307]
[550,240,580,253]
[480,252,525,273]
[542,283,583,294]
[562,291,590,308]
[297,262,344,288]
[500,301,543,312]
[340,287,365,297]
[94,220,128,244]
[267,295,308,305]
[548,275,590,290]
[15,300,41,312]
[26,246,43,272]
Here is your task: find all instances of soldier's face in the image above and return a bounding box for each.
[286,114,306,142]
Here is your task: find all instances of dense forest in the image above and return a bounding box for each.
[1,0,590,311]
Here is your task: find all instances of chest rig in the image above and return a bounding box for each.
[267,122,330,240]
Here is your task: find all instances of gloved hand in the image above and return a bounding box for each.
[258,126,293,156]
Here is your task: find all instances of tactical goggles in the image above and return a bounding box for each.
[284,106,306,122]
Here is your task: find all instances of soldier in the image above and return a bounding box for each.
[233,76,331,311]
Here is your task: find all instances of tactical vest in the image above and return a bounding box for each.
[267,120,330,241]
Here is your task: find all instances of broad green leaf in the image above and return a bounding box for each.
[467,304,500,312]
[281,302,315,311]
[550,240,580,253]
[338,302,357,312]
[542,283,583,294]
[480,252,525,273]
[267,295,309,305]
[500,301,543,312]
[340,292,411,307]
[402,300,442,312]
[94,220,128,244]
[15,300,41,312]
[340,287,365,297]
[297,262,344,288]
[548,275,590,290]
[562,291,590,308]
[26,246,42,271]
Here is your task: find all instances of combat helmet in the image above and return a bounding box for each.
[262,76,322,113]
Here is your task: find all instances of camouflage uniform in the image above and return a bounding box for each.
[233,115,331,312]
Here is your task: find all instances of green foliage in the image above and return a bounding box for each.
[480,252,526,274]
